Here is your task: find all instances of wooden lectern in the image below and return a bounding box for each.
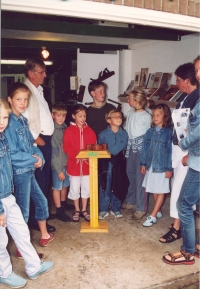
[76,150,111,233]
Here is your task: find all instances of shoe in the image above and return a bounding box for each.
[110,211,123,218]
[163,250,195,265]
[143,215,157,227]
[39,233,54,247]
[121,202,135,210]
[81,211,90,222]
[56,207,72,222]
[16,249,44,260]
[56,212,71,222]
[29,223,56,233]
[132,211,146,220]
[159,227,182,243]
[0,271,27,288]
[98,212,109,220]
[156,212,163,219]
[28,261,54,280]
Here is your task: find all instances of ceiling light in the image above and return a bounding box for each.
[1,60,53,65]
[41,46,50,59]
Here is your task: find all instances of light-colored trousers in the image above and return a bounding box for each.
[0,195,40,278]
[170,144,188,219]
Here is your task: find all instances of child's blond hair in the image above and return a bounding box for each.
[0,99,11,113]
[105,109,122,121]
[129,88,147,108]
[52,102,67,114]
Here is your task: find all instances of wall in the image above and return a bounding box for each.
[122,33,200,114]
[88,0,200,17]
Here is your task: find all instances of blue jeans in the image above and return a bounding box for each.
[99,162,121,213]
[13,170,49,223]
[177,168,200,253]
[35,135,52,198]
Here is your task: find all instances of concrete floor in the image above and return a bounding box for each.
[5,195,200,289]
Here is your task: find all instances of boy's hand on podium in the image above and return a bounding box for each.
[34,136,45,146]
[58,172,65,181]
[0,213,6,227]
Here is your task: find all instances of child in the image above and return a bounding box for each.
[141,103,173,227]
[51,103,71,222]
[123,89,152,220]
[5,82,54,248]
[63,105,96,222]
[87,80,115,136]
[0,99,53,289]
[98,109,128,219]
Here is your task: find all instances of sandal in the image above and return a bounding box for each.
[163,249,195,265]
[81,211,90,222]
[193,246,200,259]
[168,223,174,229]
[72,211,80,223]
[159,227,182,243]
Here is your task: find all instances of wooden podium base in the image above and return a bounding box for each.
[80,221,108,233]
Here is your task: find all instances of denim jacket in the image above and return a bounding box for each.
[180,99,200,171]
[4,113,45,175]
[140,126,173,172]
[0,133,13,215]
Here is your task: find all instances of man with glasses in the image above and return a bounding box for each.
[23,57,56,233]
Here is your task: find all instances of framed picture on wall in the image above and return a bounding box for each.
[139,68,149,87]
[146,73,155,89]
[134,72,140,86]
[152,72,163,88]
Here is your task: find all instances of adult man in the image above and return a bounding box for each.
[23,57,55,233]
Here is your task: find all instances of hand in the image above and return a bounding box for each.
[140,166,146,174]
[34,136,45,146]
[182,155,189,166]
[0,213,6,227]
[58,172,65,181]
[32,155,43,168]
[165,171,173,178]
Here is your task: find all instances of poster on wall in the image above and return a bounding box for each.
[134,72,140,86]
[139,68,149,87]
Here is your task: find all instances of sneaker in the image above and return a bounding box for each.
[110,211,123,218]
[121,202,135,210]
[143,215,157,227]
[156,212,163,219]
[16,249,44,260]
[0,271,27,288]
[39,233,54,247]
[132,211,146,220]
[98,212,109,220]
[28,261,54,280]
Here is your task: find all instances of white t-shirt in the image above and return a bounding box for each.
[125,109,152,139]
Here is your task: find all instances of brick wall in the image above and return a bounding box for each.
[87,0,200,17]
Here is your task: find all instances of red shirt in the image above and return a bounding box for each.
[63,122,96,176]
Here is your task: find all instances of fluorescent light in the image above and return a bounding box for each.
[1,60,53,65]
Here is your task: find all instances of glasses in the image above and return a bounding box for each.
[33,69,47,75]
[110,116,122,119]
